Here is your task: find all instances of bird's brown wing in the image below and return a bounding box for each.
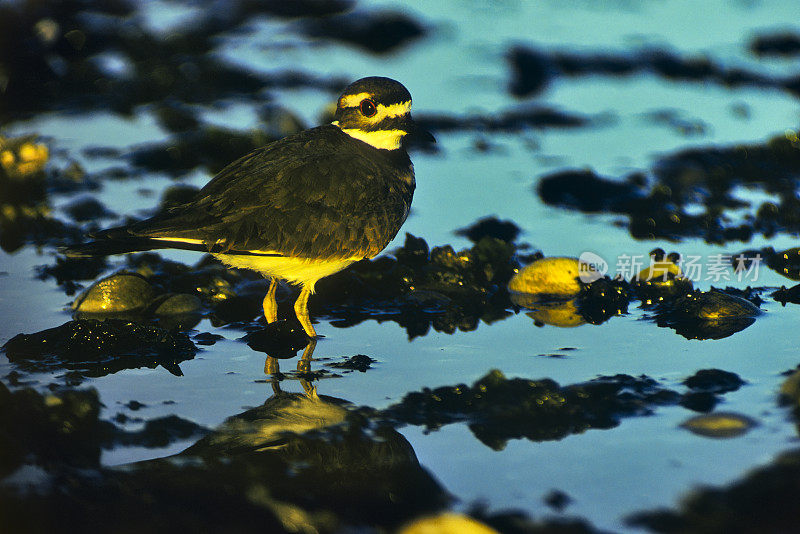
[128,127,414,260]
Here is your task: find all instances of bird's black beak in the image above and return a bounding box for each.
[403,116,436,149]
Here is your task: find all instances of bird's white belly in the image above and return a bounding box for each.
[212,253,358,291]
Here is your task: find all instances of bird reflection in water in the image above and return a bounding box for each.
[179,334,450,530]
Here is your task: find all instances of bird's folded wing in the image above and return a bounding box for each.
[127,146,410,261]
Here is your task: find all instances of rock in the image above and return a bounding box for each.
[680,412,757,438]
[73,272,156,313]
[683,369,745,394]
[508,257,589,299]
[3,319,197,377]
[399,513,499,534]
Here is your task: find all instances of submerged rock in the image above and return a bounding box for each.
[326,354,376,373]
[2,319,197,378]
[680,412,757,439]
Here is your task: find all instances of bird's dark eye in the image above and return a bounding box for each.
[359,98,377,117]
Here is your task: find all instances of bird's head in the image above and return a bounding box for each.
[333,76,432,150]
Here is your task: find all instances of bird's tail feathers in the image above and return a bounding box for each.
[61,236,209,258]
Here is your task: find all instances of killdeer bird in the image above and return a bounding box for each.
[66,77,431,338]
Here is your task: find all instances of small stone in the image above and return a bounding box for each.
[680,412,757,438]
[73,273,156,313]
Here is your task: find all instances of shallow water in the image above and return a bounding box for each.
[3,0,800,531]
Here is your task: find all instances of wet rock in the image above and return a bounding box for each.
[399,513,498,534]
[778,366,800,414]
[0,0,344,122]
[72,272,156,313]
[652,289,761,340]
[537,169,644,213]
[508,44,777,99]
[576,276,631,325]
[632,249,693,303]
[772,284,800,305]
[508,257,589,299]
[300,10,426,54]
[62,195,116,222]
[2,319,197,378]
[315,231,521,338]
[679,392,720,413]
[380,369,682,450]
[543,489,573,512]
[417,105,591,133]
[750,31,800,57]
[679,412,757,439]
[683,369,745,394]
[0,136,49,180]
[628,448,800,533]
[193,332,224,346]
[326,354,376,373]
[539,132,800,244]
[765,247,800,281]
[149,293,202,316]
[456,216,522,244]
[242,321,312,359]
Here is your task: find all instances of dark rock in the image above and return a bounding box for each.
[62,196,116,222]
[750,32,800,57]
[683,369,745,394]
[242,322,312,359]
[2,319,197,377]
[193,332,224,346]
[455,216,521,244]
[679,392,720,413]
[301,10,426,54]
[538,169,644,213]
[543,489,573,512]
[326,354,376,372]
